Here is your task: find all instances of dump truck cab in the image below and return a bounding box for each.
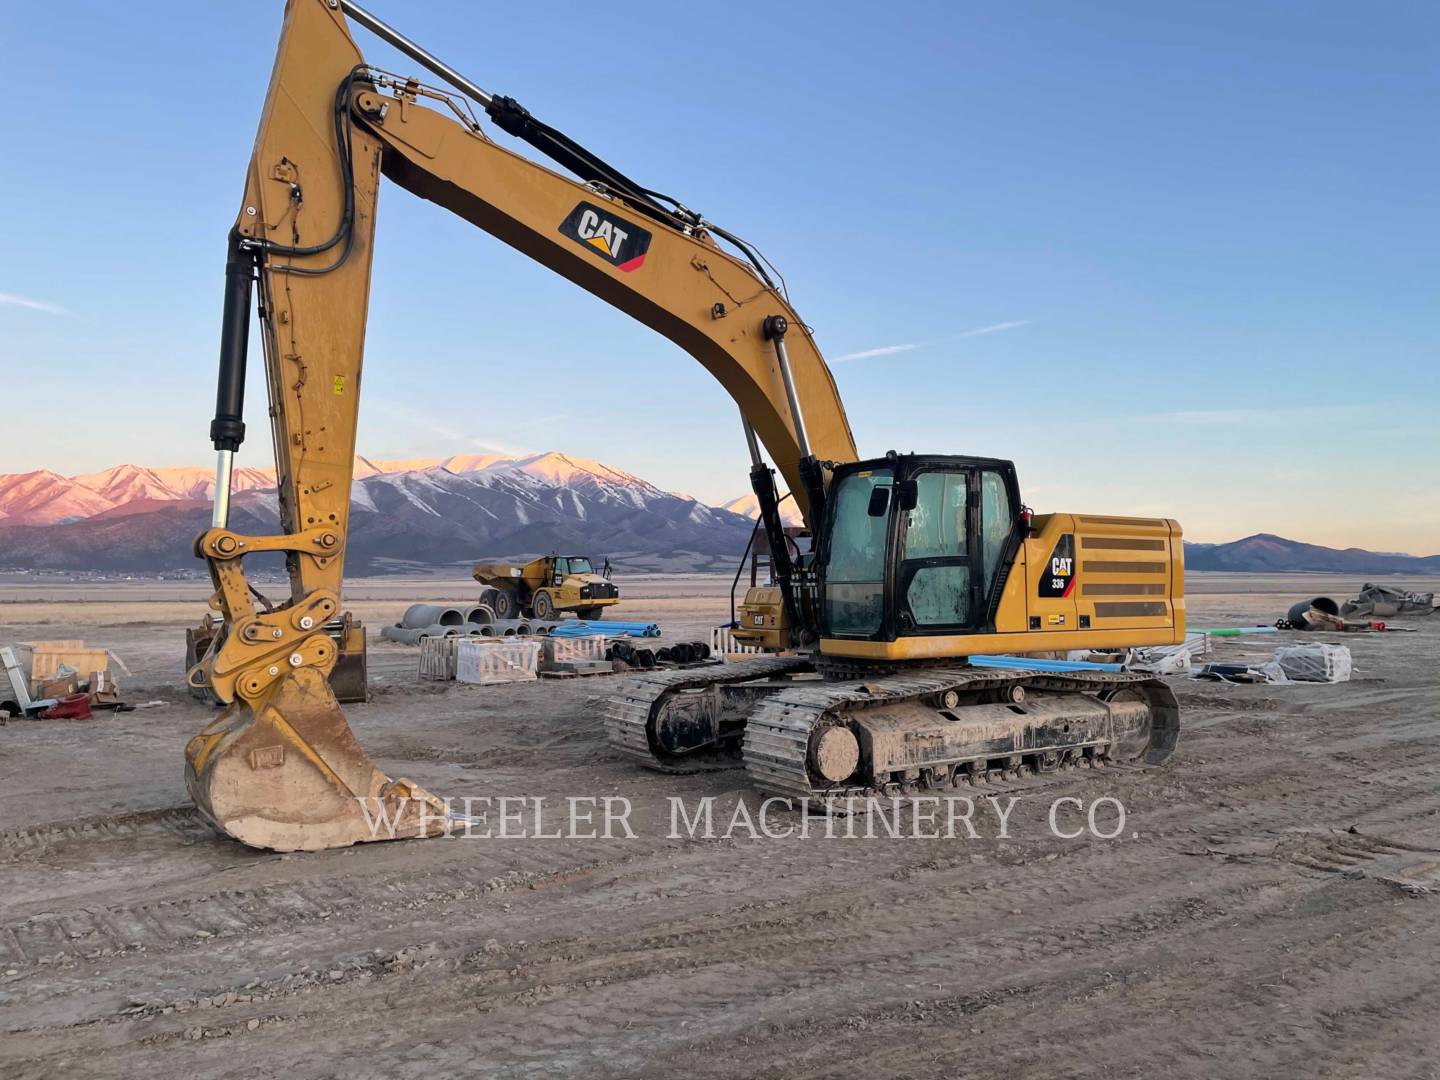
[473,554,620,621]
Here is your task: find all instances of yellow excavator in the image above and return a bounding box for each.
[186,0,1185,851]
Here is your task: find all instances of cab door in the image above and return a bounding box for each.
[895,464,1019,636]
[895,467,978,633]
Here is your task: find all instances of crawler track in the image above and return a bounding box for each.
[743,667,1178,800]
[606,657,1179,797]
[603,655,813,771]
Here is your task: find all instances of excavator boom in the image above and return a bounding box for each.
[186,0,853,849]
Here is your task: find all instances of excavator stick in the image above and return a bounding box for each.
[184,0,857,851]
[182,0,473,851]
[185,667,449,851]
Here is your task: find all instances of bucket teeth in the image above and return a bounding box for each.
[185,666,453,851]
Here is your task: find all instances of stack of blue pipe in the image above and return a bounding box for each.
[970,654,1124,674]
[547,620,661,638]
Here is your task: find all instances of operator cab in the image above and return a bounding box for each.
[553,556,594,581]
[817,454,1024,642]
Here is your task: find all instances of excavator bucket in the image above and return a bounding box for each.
[184,667,451,851]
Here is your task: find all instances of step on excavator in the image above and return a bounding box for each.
[186,0,1184,851]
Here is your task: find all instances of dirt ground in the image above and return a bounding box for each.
[1,572,1438,1079]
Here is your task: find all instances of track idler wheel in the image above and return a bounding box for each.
[811,726,860,783]
[1105,679,1180,766]
[185,667,452,851]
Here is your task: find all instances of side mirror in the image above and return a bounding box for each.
[897,479,919,512]
[866,486,891,517]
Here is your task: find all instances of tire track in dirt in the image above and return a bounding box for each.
[0,829,1322,1076]
[4,609,1439,1078]
[0,806,209,861]
[596,876,1439,1080]
[5,822,1434,1079]
[0,832,677,971]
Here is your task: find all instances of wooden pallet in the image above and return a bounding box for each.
[540,657,723,680]
[710,626,765,657]
[418,637,460,681]
[540,659,616,679]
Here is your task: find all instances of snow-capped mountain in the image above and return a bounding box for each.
[0,469,117,525]
[73,464,276,507]
[0,453,661,526]
[4,456,1437,576]
[0,464,272,525]
[0,452,757,574]
[720,492,806,528]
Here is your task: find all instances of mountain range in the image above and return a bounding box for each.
[0,456,1435,576]
[0,453,757,574]
[1184,533,1440,575]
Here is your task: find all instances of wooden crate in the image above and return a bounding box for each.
[542,635,607,666]
[456,640,540,685]
[20,641,112,694]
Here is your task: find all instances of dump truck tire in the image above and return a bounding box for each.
[531,590,555,620]
[490,588,515,619]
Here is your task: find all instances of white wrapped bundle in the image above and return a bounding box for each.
[1274,644,1352,683]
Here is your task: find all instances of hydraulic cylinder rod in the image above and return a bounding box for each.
[339,0,494,109]
[763,315,811,460]
[208,235,254,528]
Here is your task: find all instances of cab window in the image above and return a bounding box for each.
[824,469,893,635]
[902,472,967,558]
[978,471,1012,594]
[906,566,971,625]
[901,470,971,626]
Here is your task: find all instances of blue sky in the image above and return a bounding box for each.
[2,1,1436,551]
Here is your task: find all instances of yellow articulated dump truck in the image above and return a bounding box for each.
[473,555,619,621]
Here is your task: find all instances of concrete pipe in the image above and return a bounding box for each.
[1287,597,1340,630]
[403,604,465,629]
[489,618,534,636]
[419,623,461,639]
[465,604,496,625]
[380,624,424,645]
